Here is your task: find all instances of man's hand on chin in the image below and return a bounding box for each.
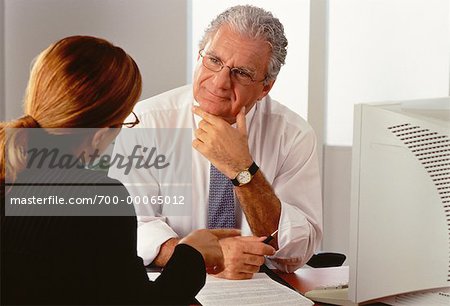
[211,235,275,280]
[192,106,253,179]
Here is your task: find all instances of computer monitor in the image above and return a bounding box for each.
[348,98,450,303]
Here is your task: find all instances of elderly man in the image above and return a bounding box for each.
[110,5,322,280]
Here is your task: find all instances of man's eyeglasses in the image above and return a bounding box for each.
[199,49,266,86]
[121,111,140,128]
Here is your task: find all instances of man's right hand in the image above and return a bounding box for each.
[214,236,276,280]
[179,229,241,274]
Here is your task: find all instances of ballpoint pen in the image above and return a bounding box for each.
[262,229,278,244]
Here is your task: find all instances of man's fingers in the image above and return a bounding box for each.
[236,106,247,135]
[209,229,241,239]
[213,271,254,280]
[243,241,276,256]
[242,263,261,274]
[192,105,220,125]
[219,235,276,256]
[198,119,212,131]
[245,254,266,267]
[194,127,208,142]
[232,235,267,242]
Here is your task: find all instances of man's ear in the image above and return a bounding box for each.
[258,79,276,101]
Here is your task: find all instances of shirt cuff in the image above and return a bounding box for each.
[137,219,179,266]
[268,201,319,272]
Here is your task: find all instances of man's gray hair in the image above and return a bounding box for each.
[199,5,288,84]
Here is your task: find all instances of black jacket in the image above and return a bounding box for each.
[1,167,205,305]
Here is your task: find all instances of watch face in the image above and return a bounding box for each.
[237,170,252,184]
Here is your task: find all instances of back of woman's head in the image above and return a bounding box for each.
[25,35,142,128]
[1,35,142,183]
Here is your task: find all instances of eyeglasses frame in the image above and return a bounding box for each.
[198,49,267,86]
[120,111,140,128]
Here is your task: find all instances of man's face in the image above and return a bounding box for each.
[193,25,275,124]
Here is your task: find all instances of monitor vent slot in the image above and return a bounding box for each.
[389,123,450,281]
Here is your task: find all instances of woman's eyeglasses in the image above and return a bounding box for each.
[120,111,140,128]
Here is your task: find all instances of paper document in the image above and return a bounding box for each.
[147,272,313,305]
[196,273,313,306]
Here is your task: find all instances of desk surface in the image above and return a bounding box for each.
[276,266,349,294]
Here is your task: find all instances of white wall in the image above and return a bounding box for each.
[4,0,187,120]
[322,146,352,256]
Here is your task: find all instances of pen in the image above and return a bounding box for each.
[262,229,278,244]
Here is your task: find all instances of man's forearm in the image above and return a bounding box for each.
[152,237,181,267]
[235,170,281,249]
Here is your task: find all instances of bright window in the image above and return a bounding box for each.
[326,0,450,145]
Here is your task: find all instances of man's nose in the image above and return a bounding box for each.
[212,66,232,89]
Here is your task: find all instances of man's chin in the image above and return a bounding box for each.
[196,104,226,117]
[199,107,236,124]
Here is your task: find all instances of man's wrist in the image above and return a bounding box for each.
[229,159,254,178]
[231,161,259,187]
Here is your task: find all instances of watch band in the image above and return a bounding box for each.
[231,162,259,187]
[247,162,259,175]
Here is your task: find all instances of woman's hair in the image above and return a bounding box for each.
[0,35,142,183]
[198,5,288,84]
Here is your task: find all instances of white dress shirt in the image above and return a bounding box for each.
[109,85,323,272]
